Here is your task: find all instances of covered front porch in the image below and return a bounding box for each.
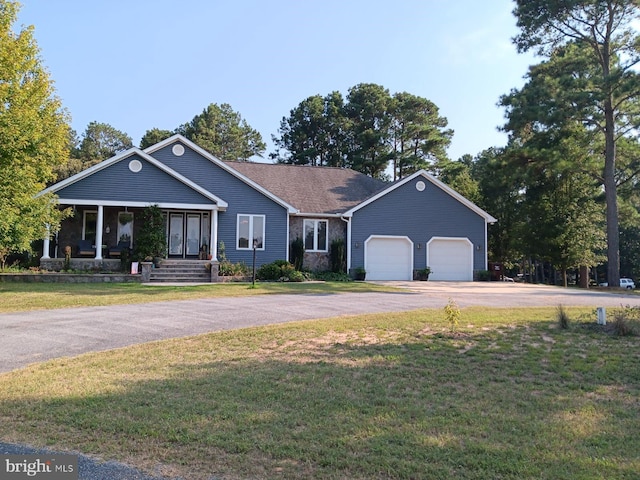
[41,202,221,269]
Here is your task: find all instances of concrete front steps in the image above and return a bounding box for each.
[149,259,211,283]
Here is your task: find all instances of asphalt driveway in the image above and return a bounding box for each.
[1,282,639,374]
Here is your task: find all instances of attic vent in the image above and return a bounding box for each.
[129,160,142,173]
[172,144,185,156]
[416,180,426,192]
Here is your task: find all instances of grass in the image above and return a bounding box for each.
[0,281,397,313]
[1,306,638,479]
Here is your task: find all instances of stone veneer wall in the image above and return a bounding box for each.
[289,217,347,272]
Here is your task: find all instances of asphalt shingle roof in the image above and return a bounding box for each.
[224,162,387,214]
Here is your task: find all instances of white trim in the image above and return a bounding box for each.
[426,237,474,281]
[303,219,329,252]
[39,147,229,209]
[293,212,344,218]
[343,217,352,271]
[95,205,104,260]
[41,225,51,260]
[364,235,413,281]
[344,170,497,224]
[236,214,266,251]
[144,135,298,214]
[211,209,218,261]
[56,199,221,210]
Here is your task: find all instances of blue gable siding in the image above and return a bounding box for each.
[149,142,290,265]
[56,154,214,205]
[351,177,487,271]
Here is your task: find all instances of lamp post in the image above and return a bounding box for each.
[252,239,257,287]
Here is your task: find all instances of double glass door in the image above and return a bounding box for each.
[168,213,204,257]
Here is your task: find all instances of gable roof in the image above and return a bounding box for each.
[224,162,387,215]
[144,135,298,214]
[40,147,228,209]
[345,170,497,223]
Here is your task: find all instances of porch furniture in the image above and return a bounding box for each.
[77,240,96,257]
[108,240,130,258]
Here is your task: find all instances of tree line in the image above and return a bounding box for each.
[1,0,640,286]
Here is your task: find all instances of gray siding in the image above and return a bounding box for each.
[351,177,487,271]
[57,155,214,205]
[150,143,290,265]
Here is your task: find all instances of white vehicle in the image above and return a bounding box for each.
[599,278,635,289]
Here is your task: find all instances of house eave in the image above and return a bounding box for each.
[291,212,346,218]
[56,198,226,211]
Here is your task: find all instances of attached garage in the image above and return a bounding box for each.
[427,237,473,281]
[365,236,413,281]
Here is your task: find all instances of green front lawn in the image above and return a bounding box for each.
[0,281,397,313]
[0,307,638,479]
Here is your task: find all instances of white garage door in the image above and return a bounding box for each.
[365,236,413,281]
[427,238,473,281]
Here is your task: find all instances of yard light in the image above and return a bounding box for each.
[252,239,257,287]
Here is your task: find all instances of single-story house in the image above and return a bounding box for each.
[39,134,496,281]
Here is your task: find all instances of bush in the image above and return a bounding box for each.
[313,271,352,282]
[290,237,304,270]
[444,298,461,333]
[556,304,570,329]
[133,205,166,261]
[256,260,304,282]
[219,260,250,277]
[611,306,640,336]
[476,270,491,281]
[330,239,346,273]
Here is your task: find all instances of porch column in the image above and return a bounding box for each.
[95,205,104,260]
[211,209,218,260]
[41,224,51,259]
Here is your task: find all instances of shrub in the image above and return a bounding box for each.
[256,260,303,282]
[219,260,250,277]
[444,298,461,332]
[290,237,304,270]
[330,239,346,273]
[476,270,490,281]
[611,306,640,336]
[133,205,166,261]
[313,271,352,282]
[556,304,570,329]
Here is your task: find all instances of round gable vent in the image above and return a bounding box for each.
[416,180,426,192]
[128,159,142,173]
[172,144,185,156]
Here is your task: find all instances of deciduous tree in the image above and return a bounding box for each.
[0,0,69,267]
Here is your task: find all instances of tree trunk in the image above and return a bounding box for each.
[579,265,589,289]
[604,96,620,287]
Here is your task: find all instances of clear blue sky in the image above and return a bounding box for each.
[18,0,536,161]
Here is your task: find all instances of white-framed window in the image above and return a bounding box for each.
[237,214,265,250]
[304,219,328,252]
[83,210,97,244]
